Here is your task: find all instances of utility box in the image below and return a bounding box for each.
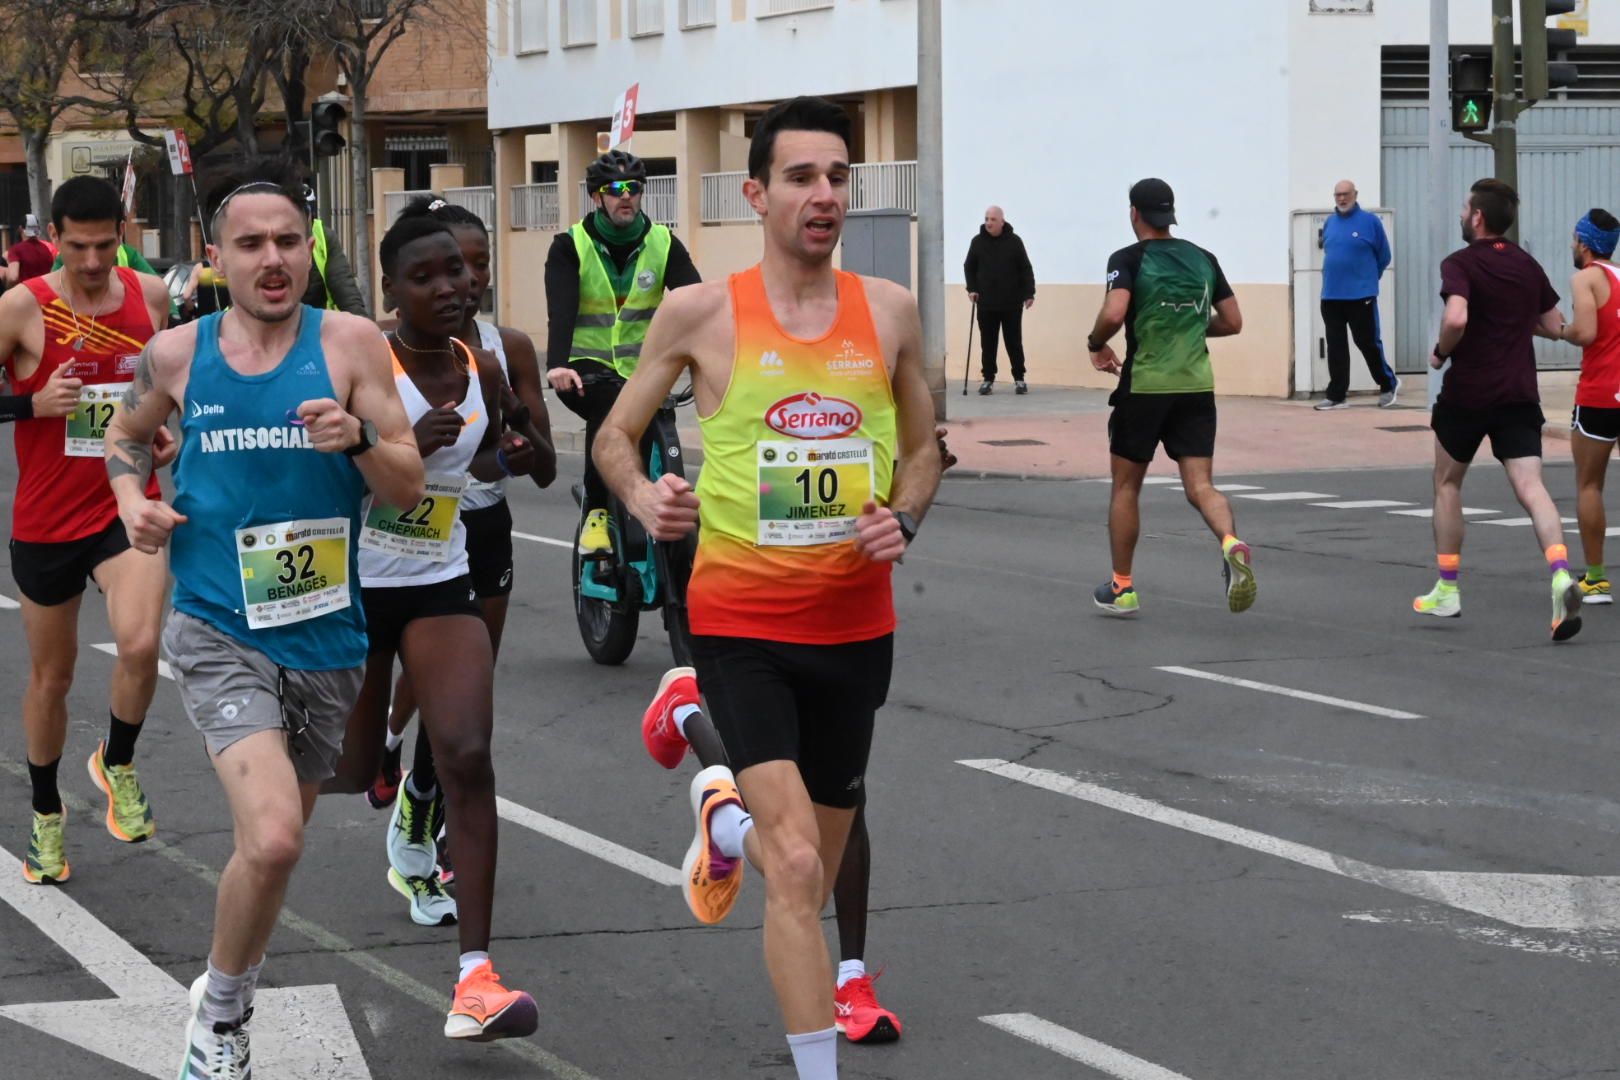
[841,208,911,289]
[1289,208,1397,398]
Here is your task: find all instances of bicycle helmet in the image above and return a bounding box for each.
[586,150,647,190]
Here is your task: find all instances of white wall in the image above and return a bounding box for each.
[488,0,918,130]
[942,0,1290,287]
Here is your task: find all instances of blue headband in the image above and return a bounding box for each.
[1576,214,1620,258]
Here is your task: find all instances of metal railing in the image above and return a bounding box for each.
[757,0,833,16]
[512,183,560,230]
[577,175,679,226]
[697,162,918,223]
[445,186,495,228]
[699,171,752,223]
[382,188,434,225]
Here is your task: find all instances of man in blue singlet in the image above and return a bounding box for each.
[103,161,424,1080]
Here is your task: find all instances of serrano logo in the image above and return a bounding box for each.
[764,392,862,440]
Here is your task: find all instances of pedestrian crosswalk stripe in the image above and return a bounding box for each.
[1310,499,1415,509]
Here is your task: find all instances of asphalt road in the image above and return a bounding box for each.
[3,449,1619,1080]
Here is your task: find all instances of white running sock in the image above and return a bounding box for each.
[384,730,404,753]
[241,956,265,1011]
[673,703,701,739]
[458,950,490,982]
[786,1027,838,1079]
[836,959,865,988]
[201,959,250,1027]
[709,802,754,860]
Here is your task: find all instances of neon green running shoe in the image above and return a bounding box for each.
[1221,539,1257,613]
[23,809,69,884]
[1412,580,1460,618]
[87,740,155,843]
[1092,579,1140,616]
[1551,569,1583,642]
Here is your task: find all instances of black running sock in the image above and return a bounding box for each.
[103,711,141,768]
[834,801,872,964]
[29,757,62,815]
[409,723,438,795]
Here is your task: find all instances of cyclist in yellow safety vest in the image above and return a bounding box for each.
[544,149,701,555]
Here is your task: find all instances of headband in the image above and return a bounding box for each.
[1576,213,1620,258]
[210,182,308,226]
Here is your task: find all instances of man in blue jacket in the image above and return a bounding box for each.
[1317,180,1398,410]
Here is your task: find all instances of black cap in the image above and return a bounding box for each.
[1129,178,1177,228]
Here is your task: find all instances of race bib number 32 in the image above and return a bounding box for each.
[237,518,351,630]
[64,384,124,457]
[359,476,465,560]
[757,438,874,546]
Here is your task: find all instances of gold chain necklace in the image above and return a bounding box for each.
[58,274,105,352]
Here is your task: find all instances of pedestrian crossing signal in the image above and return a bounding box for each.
[1452,93,1491,132]
[1450,53,1493,133]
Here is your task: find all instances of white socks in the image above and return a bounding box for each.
[836,959,865,988]
[786,1027,838,1079]
[458,950,490,982]
[384,730,404,753]
[709,801,754,860]
[201,959,251,1027]
[673,703,701,738]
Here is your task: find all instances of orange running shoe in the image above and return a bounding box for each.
[444,960,539,1042]
[834,972,902,1044]
[642,667,699,769]
[682,765,746,924]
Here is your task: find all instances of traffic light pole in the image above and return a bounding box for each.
[1490,0,1521,240]
[1430,0,1450,410]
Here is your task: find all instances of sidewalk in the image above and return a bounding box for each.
[541,370,1583,482]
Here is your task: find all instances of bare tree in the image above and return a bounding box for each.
[319,0,447,303]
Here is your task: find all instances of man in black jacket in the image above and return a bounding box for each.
[964,205,1036,394]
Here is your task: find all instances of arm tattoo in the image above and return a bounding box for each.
[121,340,156,412]
[107,436,153,484]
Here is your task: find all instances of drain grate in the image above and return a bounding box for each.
[981,438,1047,447]
[1377,425,1430,433]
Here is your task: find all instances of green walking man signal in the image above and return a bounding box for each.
[1450,53,1494,133]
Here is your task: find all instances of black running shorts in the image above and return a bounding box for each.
[361,575,482,654]
[9,517,133,607]
[1572,404,1620,443]
[690,633,893,809]
[461,500,515,598]
[1432,400,1544,463]
[1107,390,1217,463]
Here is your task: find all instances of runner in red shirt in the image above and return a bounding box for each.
[1558,208,1620,604]
[0,177,175,884]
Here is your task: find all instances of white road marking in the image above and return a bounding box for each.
[0,843,374,1078]
[91,642,173,681]
[1388,507,1500,518]
[980,1014,1194,1079]
[0,592,19,610]
[1476,516,1577,527]
[497,796,682,887]
[1170,483,1265,493]
[958,759,1620,931]
[1309,499,1415,510]
[512,530,574,549]
[1236,490,1337,501]
[1155,664,1425,720]
[1607,527,1620,537]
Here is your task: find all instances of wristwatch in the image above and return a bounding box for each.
[343,418,378,457]
[894,510,918,545]
[1086,336,1107,354]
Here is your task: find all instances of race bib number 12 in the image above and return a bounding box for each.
[64,384,124,458]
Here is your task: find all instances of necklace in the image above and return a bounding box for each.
[59,274,105,352]
[389,331,467,373]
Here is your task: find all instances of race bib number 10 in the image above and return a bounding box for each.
[237,518,351,630]
[757,438,874,546]
[358,476,466,560]
[64,384,124,457]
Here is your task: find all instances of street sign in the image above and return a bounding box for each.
[610,83,640,148]
[120,155,137,215]
[162,129,193,176]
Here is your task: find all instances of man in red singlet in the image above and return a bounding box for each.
[0,176,175,883]
[1558,208,1620,605]
[596,97,941,1080]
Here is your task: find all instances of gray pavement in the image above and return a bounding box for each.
[4,449,1620,1079]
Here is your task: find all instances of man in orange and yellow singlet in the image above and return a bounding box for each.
[594,97,941,1080]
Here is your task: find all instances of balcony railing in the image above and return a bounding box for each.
[757,0,834,16]
[444,186,495,228]
[577,175,679,227]
[382,188,433,225]
[512,183,560,230]
[698,161,917,223]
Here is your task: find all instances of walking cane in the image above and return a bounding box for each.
[961,300,977,395]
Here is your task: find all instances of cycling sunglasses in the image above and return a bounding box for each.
[597,180,644,198]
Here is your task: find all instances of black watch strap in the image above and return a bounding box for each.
[343,418,378,457]
[1087,336,1107,353]
[895,510,918,545]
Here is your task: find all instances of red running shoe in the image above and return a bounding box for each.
[642,666,699,769]
[835,972,902,1044]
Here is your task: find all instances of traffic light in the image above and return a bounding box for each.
[1451,53,1493,133]
[1522,0,1579,102]
[311,101,347,157]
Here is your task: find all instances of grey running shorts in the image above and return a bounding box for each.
[161,610,364,784]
